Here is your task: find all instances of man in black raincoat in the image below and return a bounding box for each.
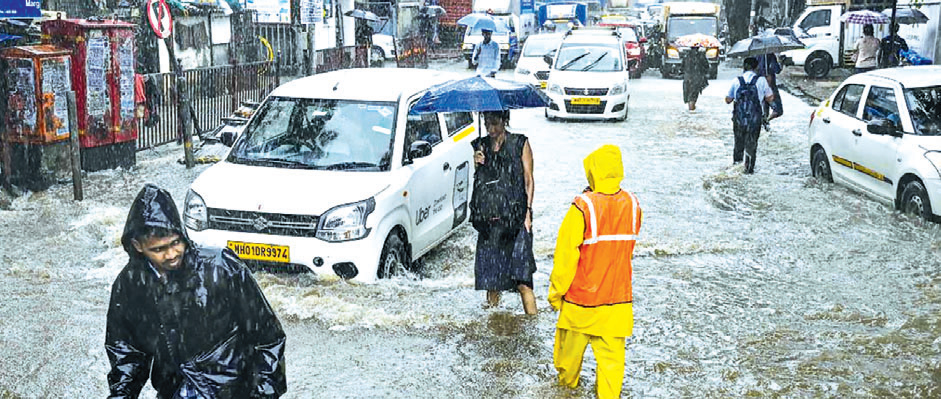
[106,184,287,398]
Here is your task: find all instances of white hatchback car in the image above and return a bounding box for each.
[544,28,633,121]
[514,32,564,88]
[808,66,941,221]
[183,69,477,281]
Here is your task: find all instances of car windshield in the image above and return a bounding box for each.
[554,43,622,71]
[667,17,718,42]
[904,86,941,136]
[227,97,396,171]
[617,27,638,41]
[523,37,560,57]
[467,22,510,35]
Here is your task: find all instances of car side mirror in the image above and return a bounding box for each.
[866,119,902,137]
[543,54,553,66]
[408,140,432,160]
[221,131,237,147]
[639,37,647,43]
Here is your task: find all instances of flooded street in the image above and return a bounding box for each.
[2,61,941,398]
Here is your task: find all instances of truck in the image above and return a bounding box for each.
[656,1,721,79]
[537,1,588,32]
[474,0,536,41]
[779,0,893,78]
[461,0,536,68]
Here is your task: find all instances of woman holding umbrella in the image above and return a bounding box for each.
[408,76,549,314]
[853,24,881,73]
[471,110,537,315]
[681,44,710,111]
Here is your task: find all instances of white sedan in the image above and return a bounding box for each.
[808,66,941,221]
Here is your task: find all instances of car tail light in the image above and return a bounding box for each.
[809,110,815,126]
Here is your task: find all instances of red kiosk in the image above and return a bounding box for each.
[41,19,137,171]
[0,45,73,189]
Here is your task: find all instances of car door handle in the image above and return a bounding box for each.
[852,129,862,136]
[822,117,831,124]
[443,162,451,171]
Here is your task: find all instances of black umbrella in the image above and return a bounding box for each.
[727,33,805,58]
[882,7,930,24]
[344,9,381,22]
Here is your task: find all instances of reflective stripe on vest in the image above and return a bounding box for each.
[564,190,640,307]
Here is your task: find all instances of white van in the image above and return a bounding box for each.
[183,69,477,282]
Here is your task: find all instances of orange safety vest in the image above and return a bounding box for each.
[564,190,640,307]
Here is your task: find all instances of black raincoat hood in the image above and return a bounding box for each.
[107,185,287,399]
[121,184,192,259]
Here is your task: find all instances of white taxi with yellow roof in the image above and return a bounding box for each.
[183,68,477,281]
[809,66,941,221]
[544,27,633,121]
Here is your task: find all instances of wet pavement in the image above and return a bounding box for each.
[1,60,940,398]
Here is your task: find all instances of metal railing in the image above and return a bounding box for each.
[315,46,369,74]
[136,60,278,150]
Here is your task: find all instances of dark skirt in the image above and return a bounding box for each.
[683,77,708,104]
[475,227,536,291]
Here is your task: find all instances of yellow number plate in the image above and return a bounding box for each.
[539,81,547,89]
[571,97,601,105]
[227,241,290,263]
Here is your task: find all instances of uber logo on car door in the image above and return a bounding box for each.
[452,161,469,227]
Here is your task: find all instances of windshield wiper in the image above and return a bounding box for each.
[321,161,380,170]
[559,53,590,71]
[581,53,608,71]
[250,157,313,169]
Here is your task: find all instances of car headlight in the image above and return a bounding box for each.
[609,83,626,95]
[316,198,376,242]
[667,47,679,59]
[706,48,719,58]
[183,189,208,231]
[500,43,510,50]
[517,68,531,75]
[925,151,941,178]
[462,43,473,50]
[549,83,563,95]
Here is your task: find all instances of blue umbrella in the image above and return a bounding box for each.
[457,13,498,32]
[410,76,550,114]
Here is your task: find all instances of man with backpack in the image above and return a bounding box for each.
[725,56,775,174]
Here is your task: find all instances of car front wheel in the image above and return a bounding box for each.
[900,180,933,220]
[377,231,409,279]
[812,147,832,183]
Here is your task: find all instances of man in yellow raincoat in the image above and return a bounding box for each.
[549,144,641,399]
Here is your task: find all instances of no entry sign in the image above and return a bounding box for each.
[147,0,173,39]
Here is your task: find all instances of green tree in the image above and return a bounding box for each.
[722,0,752,43]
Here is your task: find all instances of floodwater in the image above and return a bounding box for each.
[1,60,940,398]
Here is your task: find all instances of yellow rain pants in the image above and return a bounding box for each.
[553,328,626,399]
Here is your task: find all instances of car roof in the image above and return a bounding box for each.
[527,32,565,42]
[562,32,621,45]
[268,68,463,102]
[860,66,941,88]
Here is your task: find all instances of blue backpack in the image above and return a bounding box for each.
[733,75,763,131]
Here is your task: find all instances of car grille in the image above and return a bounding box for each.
[564,87,608,96]
[208,208,319,237]
[564,100,608,114]
[535,71,550,80]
